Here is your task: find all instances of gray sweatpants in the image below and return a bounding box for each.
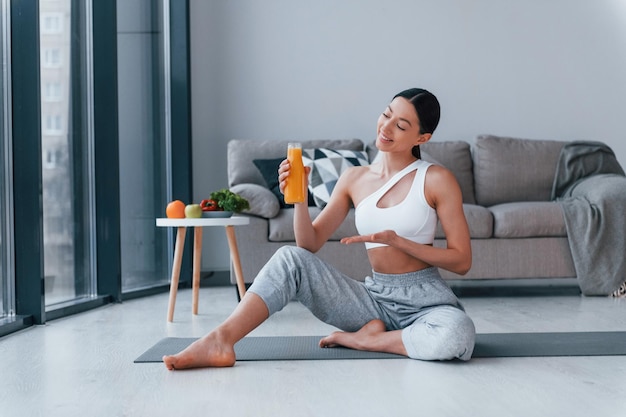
[248,246,475,361]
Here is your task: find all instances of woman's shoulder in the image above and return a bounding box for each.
[423,162,462,196]
[423,161,453,178]
[335,164,375,193]
[341,163,373,179]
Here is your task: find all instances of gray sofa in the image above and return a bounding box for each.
[226,135,622,292]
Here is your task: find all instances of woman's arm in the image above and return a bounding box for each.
[278,160,353,253]
[422,165,472,274]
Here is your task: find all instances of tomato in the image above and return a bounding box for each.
[200,199,220,211]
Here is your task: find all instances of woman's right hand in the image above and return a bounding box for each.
[278,159,310,195]
[278,159,290,195]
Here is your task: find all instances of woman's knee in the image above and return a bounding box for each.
[402,308,476,361]
[256,245,319,291]
[262,246,307,273]
[248,246,311,314]
[272,245,312,265]
[443,313,476,361]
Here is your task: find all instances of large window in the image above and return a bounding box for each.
[40,0,96,307]
[0,0,12,319]
[117,0,170,293]
[0,0,190,336]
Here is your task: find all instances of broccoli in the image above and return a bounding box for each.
[209,189,250,213]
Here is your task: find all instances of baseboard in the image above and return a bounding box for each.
[448,277,581,297]
[200,270,232,287]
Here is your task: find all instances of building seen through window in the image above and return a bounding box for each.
[40,0,94,306]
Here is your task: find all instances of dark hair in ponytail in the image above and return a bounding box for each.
[393,88,440,159]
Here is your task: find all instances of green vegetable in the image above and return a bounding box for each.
[209,189,250,213]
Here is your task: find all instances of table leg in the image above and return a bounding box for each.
[167,226,187,322]
[192,226,203,315]
[225,225,246,300]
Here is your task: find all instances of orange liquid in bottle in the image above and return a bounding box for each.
[284,143,306,204]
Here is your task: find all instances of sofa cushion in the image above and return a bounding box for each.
[302,148,370,208]
[230,183,281,219]
[269,207,359,242]
[473,135,566,206]
[252,158,289,208]
[490,202,567,238]
[228,139,365,187]
[435,204,493,239]
[271,205,492,242]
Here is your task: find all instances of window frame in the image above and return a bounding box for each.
[1,0,15,323]
[11,0,46,326]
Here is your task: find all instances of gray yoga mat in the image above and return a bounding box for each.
[134,331,626,363]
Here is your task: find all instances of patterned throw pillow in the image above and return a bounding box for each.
[302,148,370,208]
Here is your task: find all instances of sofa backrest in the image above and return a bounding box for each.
[472,135,566,206]
[228,138,366,187]
[229,136,568,207]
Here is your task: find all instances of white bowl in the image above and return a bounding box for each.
[202,211,233,218]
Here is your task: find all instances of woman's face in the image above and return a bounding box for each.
[376,97,426,154]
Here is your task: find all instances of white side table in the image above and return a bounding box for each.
[156,216,250,322]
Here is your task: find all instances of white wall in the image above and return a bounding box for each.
[190,0,626,271]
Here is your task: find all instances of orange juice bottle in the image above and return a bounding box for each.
[284,142,306,204]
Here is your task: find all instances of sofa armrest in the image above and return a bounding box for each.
[230,183,280,219]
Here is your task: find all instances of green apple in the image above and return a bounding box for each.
[185,204,203,218]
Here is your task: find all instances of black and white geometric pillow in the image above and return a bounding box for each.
[302,148,370,208]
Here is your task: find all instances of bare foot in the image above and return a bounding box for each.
[162,331,236,370]
[319,319,408,356]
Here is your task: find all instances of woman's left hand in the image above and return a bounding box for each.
[341,230,398,246]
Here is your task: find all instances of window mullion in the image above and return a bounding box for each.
[11,0,46,324]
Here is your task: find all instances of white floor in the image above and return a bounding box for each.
[1,285,625,417]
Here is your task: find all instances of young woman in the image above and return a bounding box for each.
[163,88,475,370]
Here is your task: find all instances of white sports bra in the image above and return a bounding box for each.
[355,159,437,249]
